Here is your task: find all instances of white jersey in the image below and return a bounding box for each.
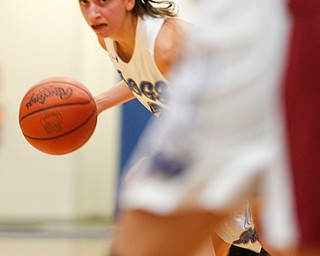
[105,16,170,117]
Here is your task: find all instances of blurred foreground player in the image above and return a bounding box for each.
[110,0,295,255]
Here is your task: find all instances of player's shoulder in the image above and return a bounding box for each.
[155,18,189,76]
[159,18,189,47]
[163,18,189,33]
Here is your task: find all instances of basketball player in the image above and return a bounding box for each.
[106,0,299,255]
[282,0,320,255]
[79,0,270,255]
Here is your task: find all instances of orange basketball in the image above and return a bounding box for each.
[19,77,97,155]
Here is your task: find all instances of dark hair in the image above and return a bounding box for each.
[133,0,178,18]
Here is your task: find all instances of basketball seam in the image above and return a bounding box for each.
[19,101,94,123]
[22,80,92,101]
[22,107,97,141]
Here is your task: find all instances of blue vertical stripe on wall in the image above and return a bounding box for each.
[119,99,152,171]
[115,99,152,217]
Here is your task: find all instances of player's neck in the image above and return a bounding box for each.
[114,15,138,63]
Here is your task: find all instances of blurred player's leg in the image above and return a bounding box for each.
[193,235,216,256]
[112,210,225,256]
[212,233,230,256]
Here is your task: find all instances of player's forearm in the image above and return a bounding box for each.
[94,80,135,114]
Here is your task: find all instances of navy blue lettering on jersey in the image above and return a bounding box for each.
[117,70,124,81]
[117,70,169,115]
[141,81,156,100]
[148,102,167,116]
[127,78,142,96]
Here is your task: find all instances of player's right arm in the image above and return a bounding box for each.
[94,80,135,115]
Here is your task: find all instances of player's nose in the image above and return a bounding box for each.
[88,4,102,20]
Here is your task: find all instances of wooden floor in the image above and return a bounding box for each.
[0,238,110,256]
[0,220,218,256]
[0,220,113,256]
[0,235,217,256]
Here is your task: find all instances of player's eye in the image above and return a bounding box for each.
[100,0,108,4]
[79,0,89,6]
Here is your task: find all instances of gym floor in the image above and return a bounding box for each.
[0,219,218,256]
[0,219,113,256]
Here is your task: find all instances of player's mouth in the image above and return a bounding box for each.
[92,24,108,32]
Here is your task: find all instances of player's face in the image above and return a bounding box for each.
[79,0,135,39]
